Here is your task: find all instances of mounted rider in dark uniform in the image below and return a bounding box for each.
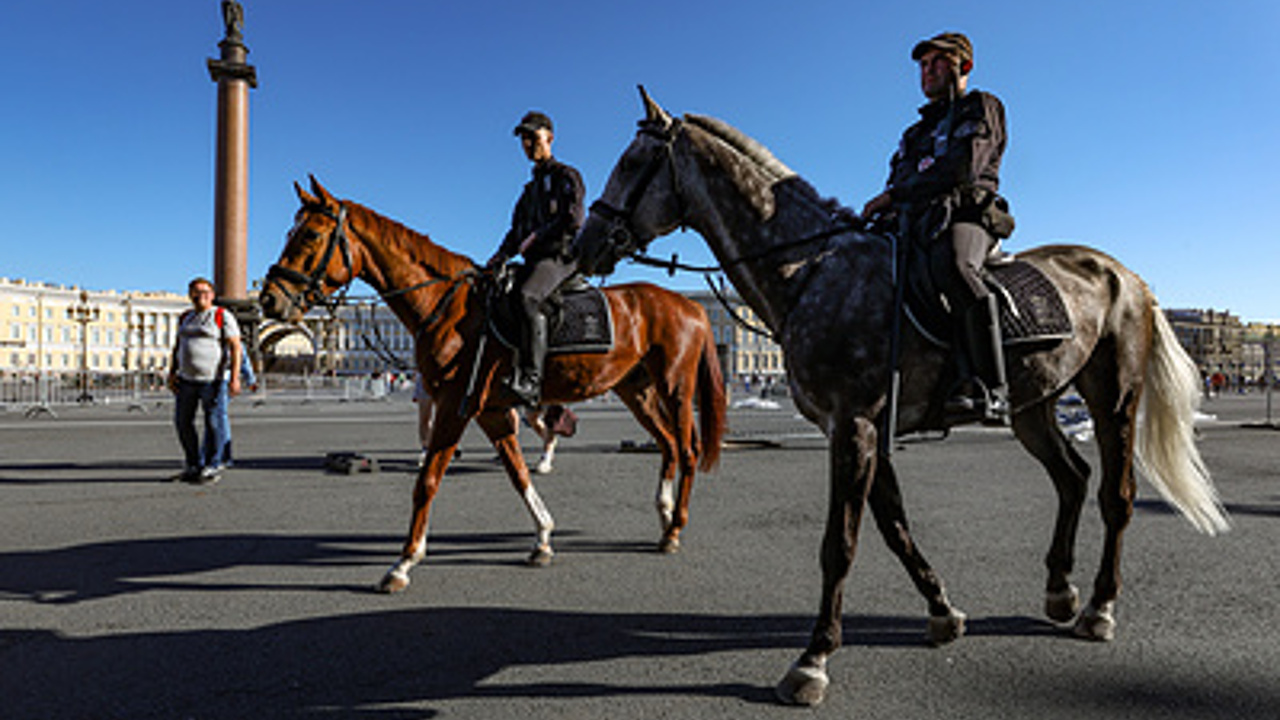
[487,111,586,406]
[861,32,1015,422]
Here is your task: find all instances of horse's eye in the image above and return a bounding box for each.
[619,150,646,173]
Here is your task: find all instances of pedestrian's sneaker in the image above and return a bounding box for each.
[194,465,223,484]
[170,467,200,483]
[417,449,428,469]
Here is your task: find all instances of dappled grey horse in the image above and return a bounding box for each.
[574,88,1228,706]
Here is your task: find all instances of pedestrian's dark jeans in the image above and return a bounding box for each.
[174,378,230,471]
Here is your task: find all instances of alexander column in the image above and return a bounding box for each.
[207,1,259,365]
[207,0,256,303]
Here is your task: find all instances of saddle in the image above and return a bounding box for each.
[488,273,615,355]
[903,245,1073,350]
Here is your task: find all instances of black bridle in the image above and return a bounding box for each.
[586,119,688,266]
[265,203,356,316]
[591,118,862,278]
[588,115,872,344]
[265,200,482,334]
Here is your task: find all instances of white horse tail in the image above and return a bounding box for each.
[1135,304,1230,535]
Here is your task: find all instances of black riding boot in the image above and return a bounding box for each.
[509,297,547,407]
[945,294,1008,424]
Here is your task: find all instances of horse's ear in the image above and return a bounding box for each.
[309,175,337,207]
[638,85,673,128]
[295,180,319,207]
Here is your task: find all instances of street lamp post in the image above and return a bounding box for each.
[1266,326,1275,426]
[123,297,151,412]
[66,289,100,403]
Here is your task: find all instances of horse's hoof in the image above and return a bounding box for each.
[776,660,829,706]
[377,570,410,594]
[526,545,554,567]
[1045,585,1081,623]
[927,608,967,646]
[1073,601,1116,642]
[534,458,553,475]
[657,535,681,554]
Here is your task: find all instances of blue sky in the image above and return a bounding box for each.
[4,1,1278,321]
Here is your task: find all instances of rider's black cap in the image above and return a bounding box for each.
[513,111,553,136]
[911,32,974,74]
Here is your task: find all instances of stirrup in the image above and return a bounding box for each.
[944,379,1006,426]
[507,372,542,407]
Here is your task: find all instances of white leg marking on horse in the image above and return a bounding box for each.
[927,607,968,645]
[523,485,555,548]
[1074,600,1117,641]
[655,478,675,532]
[535,441,556,474]
[776,655,830,706]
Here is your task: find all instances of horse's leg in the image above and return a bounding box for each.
[526,407,557,474]
[1010,397,1092,624]
[867,456,967,644]
[377,398,467,594]
[658,369,700,554]
[479,406,556,566]
[777,414,877,706]
[613,378,680,550]
[1073,367,1141,641]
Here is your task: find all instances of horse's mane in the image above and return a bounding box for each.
[685,114,795,181]
[683,114,848,222]
[345,200,475,277]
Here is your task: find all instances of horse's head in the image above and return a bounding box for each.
[575,86,689,276]
[260,176,359,323]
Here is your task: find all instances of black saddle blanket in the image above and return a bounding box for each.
[906,258,1073,348]
[490,285,615,355]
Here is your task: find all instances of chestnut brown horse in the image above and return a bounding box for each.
[260,178,726,592]
[574,88,1228,705]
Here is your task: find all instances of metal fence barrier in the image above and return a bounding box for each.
[0,372,409,414]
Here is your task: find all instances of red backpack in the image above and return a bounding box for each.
[181,306,226,331]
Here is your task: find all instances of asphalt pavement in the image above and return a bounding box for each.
[1,391,1277,719]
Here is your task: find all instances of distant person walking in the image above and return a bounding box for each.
[167,277,242,484]
[221,348,258,466]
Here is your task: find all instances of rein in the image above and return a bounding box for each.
[268,199,479,312]
[626,221,858,276]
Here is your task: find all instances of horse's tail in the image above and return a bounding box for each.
[1135,302,1229,535]
[696,325,727,471]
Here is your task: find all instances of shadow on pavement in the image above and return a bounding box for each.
[0,605,803,718]
[0,454,501,485]
[0,532,1082,718]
